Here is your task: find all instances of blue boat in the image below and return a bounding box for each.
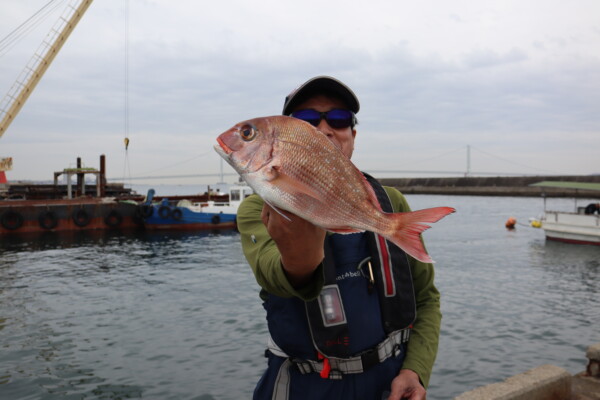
[139,185,253,230]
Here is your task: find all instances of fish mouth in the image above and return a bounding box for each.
[215,137,232,155]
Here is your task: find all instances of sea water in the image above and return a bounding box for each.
[0,194,598,399]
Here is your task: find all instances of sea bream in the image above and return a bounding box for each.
[214,116,455,263]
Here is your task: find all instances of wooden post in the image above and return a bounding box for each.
[100,154,106,197]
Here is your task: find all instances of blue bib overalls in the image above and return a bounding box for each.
[254,233,407,400]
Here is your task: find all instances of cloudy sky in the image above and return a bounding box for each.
[0,0,598,185]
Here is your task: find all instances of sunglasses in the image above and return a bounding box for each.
[290,109,356,129]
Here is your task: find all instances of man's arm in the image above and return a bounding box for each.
[260,203,325,288]
[237,194,325,300]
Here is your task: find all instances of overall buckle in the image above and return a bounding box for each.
[360,347,380,371]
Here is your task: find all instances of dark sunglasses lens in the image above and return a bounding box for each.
[326,109,353,128]
[291,109,321,127]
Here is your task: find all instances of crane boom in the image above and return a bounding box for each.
[0,0,94,139]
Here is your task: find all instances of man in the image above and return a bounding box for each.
[237,76,441,400]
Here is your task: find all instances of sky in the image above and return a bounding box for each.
[0,0,599,185]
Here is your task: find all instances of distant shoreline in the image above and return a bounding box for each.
[380,175,600,198]
[3,175,599,199]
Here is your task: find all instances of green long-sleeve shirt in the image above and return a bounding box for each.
[236,187,441,388]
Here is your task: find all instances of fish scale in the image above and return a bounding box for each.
[275,124,372,225]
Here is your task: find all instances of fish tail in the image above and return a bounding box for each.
[384,207,455,263]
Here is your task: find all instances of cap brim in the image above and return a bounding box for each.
[282,76,359,115]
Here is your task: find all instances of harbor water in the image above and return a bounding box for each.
[1,194,599,399]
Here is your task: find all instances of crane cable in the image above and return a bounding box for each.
[122,0,132,184]
[0,0,67,57]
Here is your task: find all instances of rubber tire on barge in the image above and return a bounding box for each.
[1,210,24,230]
[72,208,91,227]
[38,211,59,230]
[104,210,123,227]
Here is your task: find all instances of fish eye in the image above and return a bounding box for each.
[240,125,257,141]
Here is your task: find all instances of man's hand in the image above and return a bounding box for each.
[261,203,326,287]
[388,369,426,400]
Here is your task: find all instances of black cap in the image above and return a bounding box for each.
[282,76,360,115]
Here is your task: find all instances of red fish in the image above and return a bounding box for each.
[215,116,454,263]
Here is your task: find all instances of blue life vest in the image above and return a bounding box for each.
[265,174,416,359]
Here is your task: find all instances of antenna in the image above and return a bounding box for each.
[465,145,471,177]
[217,158,225,184]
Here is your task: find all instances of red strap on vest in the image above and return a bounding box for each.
[317,352,331,379]
[377,235,395,296]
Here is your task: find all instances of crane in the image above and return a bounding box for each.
[0,0,94,183]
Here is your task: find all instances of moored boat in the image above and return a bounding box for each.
[530,181,600,245]
[140,185,253,230]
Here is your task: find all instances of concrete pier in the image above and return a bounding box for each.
[454,365,571,400]
[454,343,600,400]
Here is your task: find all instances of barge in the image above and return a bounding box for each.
[0,155,235,235]
[0,197,141,234]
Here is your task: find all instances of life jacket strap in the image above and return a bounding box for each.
[267,329,410,379]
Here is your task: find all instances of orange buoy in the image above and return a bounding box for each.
[505,217,517,229]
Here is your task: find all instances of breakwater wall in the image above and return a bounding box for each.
[379,175,600,198]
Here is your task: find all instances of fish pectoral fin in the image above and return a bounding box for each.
[264,165,280,182]
[263,199,292,222]
[269,170,324,203]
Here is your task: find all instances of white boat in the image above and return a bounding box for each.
[199,185,254,215]
[530,181,600,245]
